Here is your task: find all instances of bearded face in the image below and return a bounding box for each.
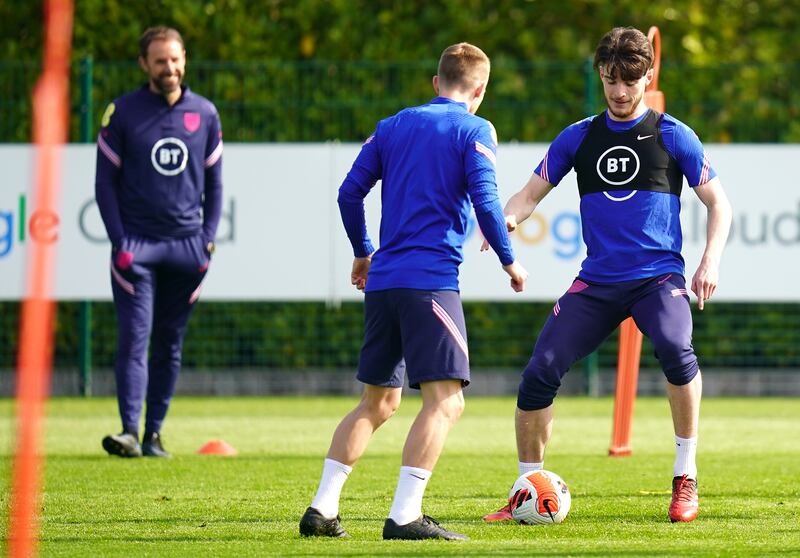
[140,39,185,96]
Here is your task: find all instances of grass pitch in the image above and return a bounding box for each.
[1,396,799,556]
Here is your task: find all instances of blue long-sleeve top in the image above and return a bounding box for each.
[338,96,514,292]
[94,84,223,247]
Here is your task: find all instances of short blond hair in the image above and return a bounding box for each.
[437,42,490,91]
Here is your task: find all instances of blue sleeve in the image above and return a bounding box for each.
[660,116,717,187]
[202,109,224,242]
[465,121,515,265]
[94,102,125,247]
[337,132,380,257]
[534,118,591,186]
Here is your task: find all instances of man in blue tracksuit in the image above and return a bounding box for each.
[300,42,528,541]
[481,27,732,524]
[95,26,223,458]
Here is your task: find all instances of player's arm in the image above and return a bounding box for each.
[338,132,380,291]
[482,122,582,250]
[202,109,224,253]
[467,125,528,292]
[503,173,554,232]
[94,102,129,266]
[690,176,732,310]
[666,120,733,309]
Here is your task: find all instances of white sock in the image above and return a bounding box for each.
[673,436,698,479]
[388,466,431,526]
[310,458,352,519]
[519,461,544,477]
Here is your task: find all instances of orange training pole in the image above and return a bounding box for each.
[608,26,662,457]
[7,1,74,556]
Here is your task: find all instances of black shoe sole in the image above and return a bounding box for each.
[102,436,141,457]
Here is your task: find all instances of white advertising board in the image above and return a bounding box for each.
[1,144,797,301]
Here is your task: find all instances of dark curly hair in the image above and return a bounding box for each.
[593,27,653,81]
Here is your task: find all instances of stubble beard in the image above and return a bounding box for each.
[606,93,643,120]
[152,72,182,96]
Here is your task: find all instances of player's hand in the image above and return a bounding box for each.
[115,250,134,270]
[690,258,719,310]
[481,214,518,252]
[502,260,528,293]
[351,255,372,292]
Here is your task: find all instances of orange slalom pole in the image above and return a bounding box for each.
[7,1,74,556]
[608,26,663,457]
[609,318,644,456]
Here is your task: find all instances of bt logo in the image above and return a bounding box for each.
[596,145,640,201]
[151,137,188,176]
[596,146,640,186]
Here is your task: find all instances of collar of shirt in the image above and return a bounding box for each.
[429,96,469,111]
[604,108,650,132]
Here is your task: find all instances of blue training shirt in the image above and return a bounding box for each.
[95,85,224,246]
[338,96,515,292]
[535,109,716,282]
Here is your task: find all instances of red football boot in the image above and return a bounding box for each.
[669,475,699,523]
[482,501,513,521]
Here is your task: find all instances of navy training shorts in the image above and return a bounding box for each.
[518,273,699,410]
[357,289,470,389]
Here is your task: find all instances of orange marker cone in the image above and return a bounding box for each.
[197,439,238,456]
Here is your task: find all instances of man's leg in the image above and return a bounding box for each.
[517,283,623,465]
[327,385,402,466]
[103,253,155,457]
[300,385,401,537]
[515,404,553,464]
[631,273,701,522]
[665,373,702,522]
[382,379,468,540]
[667,372,702,440]
[302,290,403,537]
[143,236,206,456]
[486,280,623,520]
[381,290,470,540]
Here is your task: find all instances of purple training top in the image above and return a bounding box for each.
[95,84,223,246]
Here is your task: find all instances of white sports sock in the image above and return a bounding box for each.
[673,435,698,479]
[388,466,432,526]
[310,458,353,519]
[519,461,544,477]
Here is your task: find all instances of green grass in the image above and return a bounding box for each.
[1,396,799,556]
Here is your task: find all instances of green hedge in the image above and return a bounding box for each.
[1,301,798,370]
[3,1,800,143]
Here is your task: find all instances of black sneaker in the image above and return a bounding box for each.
[383,515,468,541]
[299,507,349,538]
[102,432,142,457]
[142,432,171,458]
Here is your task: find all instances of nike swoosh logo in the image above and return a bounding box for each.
[637,134,653,140]
[409,473,427,480]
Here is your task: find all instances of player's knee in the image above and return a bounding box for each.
[516,352,565,411]
[361,391,401,424]
[517,383,557,411]
[429,389,465,426]
[447,390,466,421]
[655,340,699,385]
[664,360,699,386]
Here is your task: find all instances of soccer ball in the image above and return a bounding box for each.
[508,470,571,524]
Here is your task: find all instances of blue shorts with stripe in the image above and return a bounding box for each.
[357,289,470,390]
